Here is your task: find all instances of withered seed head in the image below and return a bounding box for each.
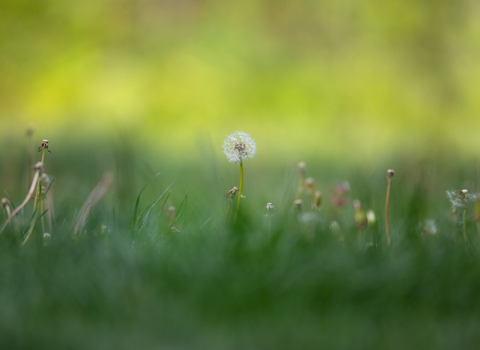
[387,169,395,178]
[305,177,315,191]
[266,202,275,213]
[33,162,44,171]
[225,186,239,201]
[293,199,302,211]
[38,139,51,153]
[1,198,10,208]
[298,162,306,175]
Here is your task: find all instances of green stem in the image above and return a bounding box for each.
[40,187,45,234]
[296,175,304,200]
[234,162,244,222]
[463,202,467,242]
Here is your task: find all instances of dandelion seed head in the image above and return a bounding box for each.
[223,131,256,163]
[446,189,477,210]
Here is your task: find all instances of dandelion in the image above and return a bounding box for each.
[223,131,256,221]
[223,131,256,164]
[446,189,476,242]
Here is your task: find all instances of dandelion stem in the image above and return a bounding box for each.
[234,162,244,222]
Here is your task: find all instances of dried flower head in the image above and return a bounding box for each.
[38,140,51,153]
[331,182,350,208]
[223,131,256,163]
[1,198,10,208]
[266,202,275,213]
[225,187,239,201]
[33,162,44,171]
[293,199,302,211]
[305,178,315,191]
[387,169,395,178]
[298,162,306,175]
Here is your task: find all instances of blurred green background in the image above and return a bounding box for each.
[1,0,480,165]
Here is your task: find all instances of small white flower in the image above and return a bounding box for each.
[366,210,376,224]
[223,131,256,163]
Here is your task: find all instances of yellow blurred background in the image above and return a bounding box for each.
[1,0,479,164]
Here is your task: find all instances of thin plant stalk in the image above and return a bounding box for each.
[33,148,46,212]
[224,186,238,223]
[0,164,41,234]
[463,199,467,242]
[226,201,232,222]
[40,186,45,234]
[385,169,394,246]
[234,162,244,222]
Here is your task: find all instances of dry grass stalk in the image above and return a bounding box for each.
[0,162,42,234]
[74,172,113,235]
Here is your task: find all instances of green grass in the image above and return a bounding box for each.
[1,143,480,350]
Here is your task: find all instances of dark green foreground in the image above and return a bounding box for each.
[1,212,480,350]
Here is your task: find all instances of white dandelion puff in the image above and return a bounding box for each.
[446,189,477,210]
[223,131,256,164]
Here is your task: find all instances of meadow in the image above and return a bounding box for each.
[0,134,480,350]
[2,1,480,348]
